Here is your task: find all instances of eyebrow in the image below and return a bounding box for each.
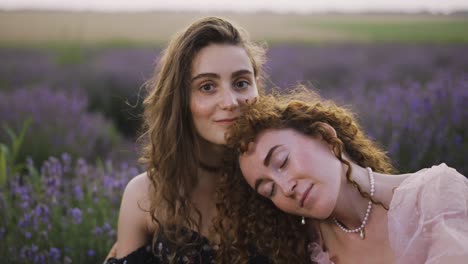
[264,144,282,167]
[232,69,254,79]
[191,73,219,82]
[253,144,281,193]
[191,69,253,83]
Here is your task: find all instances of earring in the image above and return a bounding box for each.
[301,216,306,225]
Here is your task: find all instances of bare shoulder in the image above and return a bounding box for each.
[125,172,152,202]
[116,172,155,258]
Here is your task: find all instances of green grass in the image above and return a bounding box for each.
[308,20,468,43]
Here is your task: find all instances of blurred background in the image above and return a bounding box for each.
[1,0,467,263]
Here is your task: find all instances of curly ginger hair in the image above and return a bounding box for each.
[220,87,396,262]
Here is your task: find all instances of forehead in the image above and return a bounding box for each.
[191,44,253,75]
[244,128,299,153]
[239,129,295,182]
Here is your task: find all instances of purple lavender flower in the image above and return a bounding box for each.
[3,150,141,262]
[93,226,103,236]
[31,244,39,252]
[266,45,467,174]
[102,222,111,231]
[61,153,72,173]
[0,86,121,164]
[18,213,33,229]
[73,185,84,201]
[33,254,46,264]
[33,204,50,223]
[12,182,31,206]
[21,201,30,209]
[76,158,89,176]
[87,249,95,257]
[49,247,61,262]
[68,208,82,225]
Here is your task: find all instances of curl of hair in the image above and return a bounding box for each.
[137,16,273,262]
[223,86,396,259]
[214,150,309,263]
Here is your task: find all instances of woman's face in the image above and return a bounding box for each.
[190,44,259,145]
[239,128,343,219]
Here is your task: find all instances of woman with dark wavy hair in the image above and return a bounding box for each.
[105,17,309,263]
[226,88,468,263]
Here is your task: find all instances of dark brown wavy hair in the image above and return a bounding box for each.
[223,87,396,261]
[139,16,301,262]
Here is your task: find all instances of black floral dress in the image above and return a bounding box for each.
[105,229,270,264]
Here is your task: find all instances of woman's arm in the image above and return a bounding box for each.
[427,212,468,263]
[426,169,468,263]
[115,173,154,258]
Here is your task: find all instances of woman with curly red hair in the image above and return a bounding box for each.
[226,87,468,263]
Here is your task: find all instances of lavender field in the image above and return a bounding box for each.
[1,43,467,262]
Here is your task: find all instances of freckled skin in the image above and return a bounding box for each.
[240,128,343,219]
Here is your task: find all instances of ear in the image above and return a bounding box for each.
[243,141,256,155]
[317,121,337,138]
[315,122,341,155]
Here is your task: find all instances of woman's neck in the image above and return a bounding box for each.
[189,137,225,238]
[329,161,408,232]
[196,136,225,169]
[331,163,372,228]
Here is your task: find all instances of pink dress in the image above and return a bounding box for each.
[309,164,468,264]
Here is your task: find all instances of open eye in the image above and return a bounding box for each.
[235,80,250,90]
[200,83,215,93]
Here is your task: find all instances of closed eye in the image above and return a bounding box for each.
[269,182,276,197]
[280,154,289,169]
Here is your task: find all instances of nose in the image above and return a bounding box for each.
[278,178,297,197]
[219,84,239,111]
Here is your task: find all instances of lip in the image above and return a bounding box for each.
[214,118,238,123]
[300,184,314,208]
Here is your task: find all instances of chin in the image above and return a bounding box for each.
[311,202,335,220]
[207,136,226,146]
[214,134,228,145]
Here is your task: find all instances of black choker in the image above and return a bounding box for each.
[198,161,222,173]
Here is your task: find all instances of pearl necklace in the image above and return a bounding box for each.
[333,167,375,239]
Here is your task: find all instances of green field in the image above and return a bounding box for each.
[1,11,468,47]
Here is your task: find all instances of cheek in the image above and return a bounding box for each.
[250,84,259,97]
[274,199,297,215]
[299,142,338,175]
[190,96,213,122]
[239,160,251,180]
[247,85,259,100]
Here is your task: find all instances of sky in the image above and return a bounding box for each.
[1,0,468,13]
